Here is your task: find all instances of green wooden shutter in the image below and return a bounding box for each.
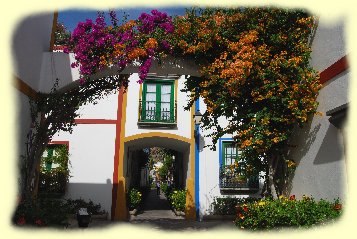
[156,83,161,122]
[222,142,238,166]
[141,80,174,123]
[142,83,147,121]
[170,82,174,122]
[45,148,54,171]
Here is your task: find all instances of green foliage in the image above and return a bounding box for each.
[212,197,260,215]
[158,155,174,180]
[40,144,69,173]
[170,189,186,212]
[13,197,106,227]
[21,75,127,200]
[64,198,105,215]
[175,8,321,193]
[235,196,343,230]
[54,22,71,46]
[13,198,68,227]
[161,182,173,199]
[39,144,70,195]
[128,188,142,210]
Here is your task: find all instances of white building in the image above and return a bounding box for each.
[13,11,349,221]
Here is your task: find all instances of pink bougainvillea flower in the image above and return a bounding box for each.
[79,77,86,85]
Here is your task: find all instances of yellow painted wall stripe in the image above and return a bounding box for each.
[118,87,127,178]
[185,102,196,219]
[124,132,191,144]
[114,76,129,220]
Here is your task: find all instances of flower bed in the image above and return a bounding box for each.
[211,196,260,215]
[235,195,342,230]
[13,197,106,227]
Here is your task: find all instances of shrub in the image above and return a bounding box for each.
[235,195,342,230]
[170,189,186,212]
[212,197,260,215]
[161,182,173,199]
[13,198,68,227]
[64,198,105,215]
[128,188,142,210]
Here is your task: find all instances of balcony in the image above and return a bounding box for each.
[219,167,259,191]
[137,100,177,128]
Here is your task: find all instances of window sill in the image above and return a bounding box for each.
[137,121,177,128]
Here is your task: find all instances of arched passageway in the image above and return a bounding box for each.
[112,133,195,221]
[124,134,191,190]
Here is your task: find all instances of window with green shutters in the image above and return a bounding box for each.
[141,80,175,123]
[222,141,241,166]
[45,148,54,171]
[39,144,70,195]
[219,141,259,189]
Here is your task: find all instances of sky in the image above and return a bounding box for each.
[58,7,189,32]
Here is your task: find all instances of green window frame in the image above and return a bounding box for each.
[222,141,241,166]
[141,79,175,123]
[220,140,259,189]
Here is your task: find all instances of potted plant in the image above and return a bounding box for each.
[76,208,91,228]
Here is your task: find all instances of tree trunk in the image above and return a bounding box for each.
[21,119,50,201]
[262,153,279,198]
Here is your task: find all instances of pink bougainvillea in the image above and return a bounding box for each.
[66,10,175,83]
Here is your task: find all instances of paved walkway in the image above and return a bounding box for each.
[128,189,236,231]
[130,188,181,220]
[66,189,236,231]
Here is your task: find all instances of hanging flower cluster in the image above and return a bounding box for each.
[65,9,175,83]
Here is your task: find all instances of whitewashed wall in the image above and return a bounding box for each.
[39,52,79,92]
[197,97,263,216]
[287,17,348,202]
[77,92,118,119]
[52,91,119,217]
[125,74,192,139]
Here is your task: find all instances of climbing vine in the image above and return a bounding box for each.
[175,8,321,196]
[19,75,128,201]
[65,7,320,196]
[16,7,321,202]
[38,144,70,195]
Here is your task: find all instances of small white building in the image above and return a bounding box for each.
[13,11,349,221]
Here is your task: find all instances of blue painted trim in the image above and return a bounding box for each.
[194,98,200,220]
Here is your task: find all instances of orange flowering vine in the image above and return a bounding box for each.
[176,7,321,193]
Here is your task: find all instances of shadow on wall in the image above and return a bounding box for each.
[12,13,53,86]
[287,117,321,167]
[16,94,32,161]
[284,119,321,195]
[198,134,206,152]
[39,52,75,92]
[65,179,113,216]
[314,124,344,164]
